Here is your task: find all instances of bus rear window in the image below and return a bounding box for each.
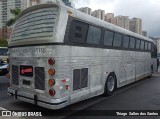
[11,7,58,41]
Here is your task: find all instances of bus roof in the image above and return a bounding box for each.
[14,3,155,44]
[63,4,154,43]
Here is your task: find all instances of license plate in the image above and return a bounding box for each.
[20,65,33,77]
[23,79,31,85]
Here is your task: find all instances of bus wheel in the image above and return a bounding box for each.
[103,73,116,96]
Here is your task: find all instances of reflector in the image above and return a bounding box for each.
[48,79,55,86]
[48,69,55,76]
[49,89,55,96]
[48,58,55,65]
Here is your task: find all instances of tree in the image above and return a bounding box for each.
[0,39,8,47]
[7,8,21,27]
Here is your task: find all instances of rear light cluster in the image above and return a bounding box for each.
[48,58,56,97]
[49,89,56,97]
[48,78,55,86]
[48,68,55,76]
[48,58,55,65]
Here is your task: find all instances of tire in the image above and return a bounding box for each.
[148,74,152,78]
[103,73,116,96]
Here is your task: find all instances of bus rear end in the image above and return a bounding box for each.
[8,3,70,109]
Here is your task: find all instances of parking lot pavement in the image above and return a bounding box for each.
[1,71,160,119]
[64,71,160,119]
[0,76,8,84]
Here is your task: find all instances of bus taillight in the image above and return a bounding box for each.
[48,79,55,86]
[48,58,55,65]
[49,89,56,96]
[48,68,55,76]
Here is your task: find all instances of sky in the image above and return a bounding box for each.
[72,0,160,37]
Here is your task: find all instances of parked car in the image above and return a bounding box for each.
[0,61,8,76]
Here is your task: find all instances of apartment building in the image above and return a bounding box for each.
[142,30,147,37]
[1,0,22,39]
[92,9,105,20]
[105,13,115,24]
[130,18,142,35]
[78,7,92,15]
[0,0,42,39]
[114,15,130,30]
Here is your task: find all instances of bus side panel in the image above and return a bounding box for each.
[102,49,123,88]
[152,58,157,72]
[135,52,145,80]
[144,52,152,76]
[70,47,103,103]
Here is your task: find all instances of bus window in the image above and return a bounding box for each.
[148,42,151,51]
[145,42,148,50]
[136,39,140,49]
[11,7,59,41]
[123,36,130,48]
[129,37,135,48]
[86,25,101,45]
[71,20,88,43]
[113,33,122,47]
[151,44,157,58]
[104,30,114,46]
[140,40,144,50]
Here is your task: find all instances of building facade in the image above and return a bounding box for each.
[142,31,147,37]
[92,9,105,20]
[78,7,92,15]
[1,0,22,39]
[114,15,130,30]
[105,13,115,24]
[150,37,160,54]
[130,18,142,35]
[0,0,42,39]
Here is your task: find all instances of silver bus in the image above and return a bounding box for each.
[8,3,157,109]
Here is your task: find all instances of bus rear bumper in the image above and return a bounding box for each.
[8,88,68,109]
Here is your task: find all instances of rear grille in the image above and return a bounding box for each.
[73,69,81,91]
[81,68,88,88]
[12,65,19,85]
[35,67,45,90]
[73,68,88,91]
[11,7,59,41]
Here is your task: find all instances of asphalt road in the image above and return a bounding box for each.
[1,72,160,119]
